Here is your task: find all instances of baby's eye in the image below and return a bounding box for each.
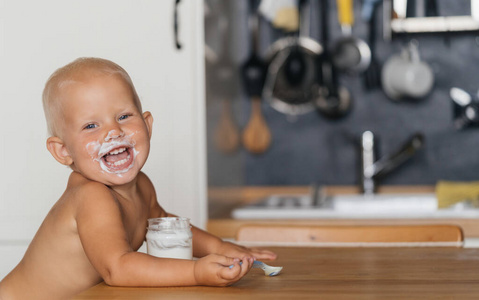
[119,114,131,121]
[84,124,97,130]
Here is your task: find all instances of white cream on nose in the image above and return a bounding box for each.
[105,130,125,142]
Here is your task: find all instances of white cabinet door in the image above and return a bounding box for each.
[0,0,206,278]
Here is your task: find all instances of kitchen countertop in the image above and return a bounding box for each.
[74,246,479,299]
[207,186,479,239]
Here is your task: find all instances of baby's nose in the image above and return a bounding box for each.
[104,129,125,142]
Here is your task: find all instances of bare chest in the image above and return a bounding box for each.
[118,200,149,251]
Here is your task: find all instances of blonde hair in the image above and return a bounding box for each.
[42,57,142,137]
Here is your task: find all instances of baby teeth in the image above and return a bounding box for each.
[109,147,126,155]
[106,155,131,167]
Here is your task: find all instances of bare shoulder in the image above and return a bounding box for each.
[68,172,113,200]
[66,172,117,216]
[137,172,165,218]
[137,171,154,189]
[136,171,156,202]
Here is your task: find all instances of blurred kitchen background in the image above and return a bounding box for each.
[205,0,479,188]
[2,0,479,279]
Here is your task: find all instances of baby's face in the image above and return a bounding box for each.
[57,72,152,186]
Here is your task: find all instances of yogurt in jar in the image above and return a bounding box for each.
[146,217,193,260]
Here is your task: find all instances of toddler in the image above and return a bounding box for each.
[0,57,276,300]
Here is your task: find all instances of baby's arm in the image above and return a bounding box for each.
[190,225,278,261]
[76,182,251,287]
[148,193,277,262]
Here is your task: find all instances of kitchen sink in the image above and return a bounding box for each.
[232,193,479,219]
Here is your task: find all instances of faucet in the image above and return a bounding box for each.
[360,131,424,195]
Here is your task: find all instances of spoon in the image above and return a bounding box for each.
[230,260,283,276]
[253,260,283,276]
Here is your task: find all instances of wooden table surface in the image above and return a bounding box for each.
[74,246,479,299]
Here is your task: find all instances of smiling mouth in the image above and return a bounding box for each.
[100,146,135,173]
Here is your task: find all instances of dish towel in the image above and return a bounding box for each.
[436,180,479,208]
[259,0,299,32]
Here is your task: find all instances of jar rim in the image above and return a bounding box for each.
[147,217,191,230]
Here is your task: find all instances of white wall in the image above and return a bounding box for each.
[0,0,206,279]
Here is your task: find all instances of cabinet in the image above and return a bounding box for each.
[0,0,206,278]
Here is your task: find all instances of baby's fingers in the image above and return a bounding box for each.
[213,254,239,268]
[238,257,254,277]
[250,248,278,260]
[220,257,253,282]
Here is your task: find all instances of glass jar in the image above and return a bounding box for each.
[146,217,193,260]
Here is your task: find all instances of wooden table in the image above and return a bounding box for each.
[74,246,479,299]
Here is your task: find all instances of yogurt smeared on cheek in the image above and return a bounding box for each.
[86,134,139,176]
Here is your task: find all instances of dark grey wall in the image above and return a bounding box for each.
[205,0,479,187]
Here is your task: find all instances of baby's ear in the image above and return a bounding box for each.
[46,136,73,166]
[143,111,154,139]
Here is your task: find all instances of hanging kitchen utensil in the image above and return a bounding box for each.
[332,0,371,73]
[263,0,323,116]
[211,2,241,154]
[215,99,241,153]
[425,0,439,17]
[242,97,272,154]
[450,87,479,129]
[362,0,382,90]
[258,0,299,32]
[381,40,434,101]
[241,0,271,154]
[174,0,182,50]
[241,0,268,99]
[315,0,352,119]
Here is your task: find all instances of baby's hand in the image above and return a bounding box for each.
[216,241,277,261]
[193,254,253,286]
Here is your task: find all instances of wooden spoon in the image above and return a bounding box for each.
[214,99,240,154]
[242,96,271,154]
[240,3,271,155]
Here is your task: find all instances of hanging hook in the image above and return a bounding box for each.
[174,0,182,50]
